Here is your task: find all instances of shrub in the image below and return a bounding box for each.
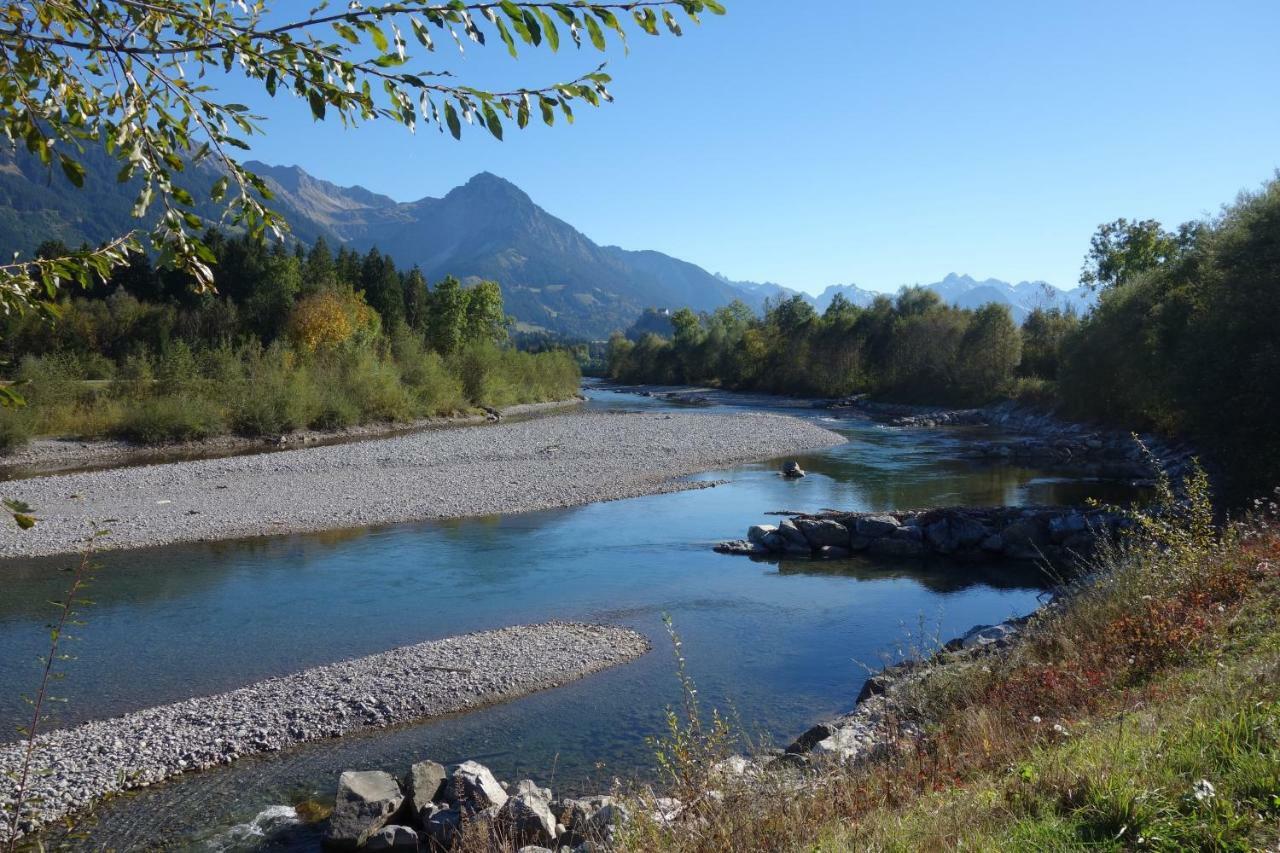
[0,407,32,453]
[114,395,225,444]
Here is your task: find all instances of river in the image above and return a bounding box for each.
[0,382,1141,850]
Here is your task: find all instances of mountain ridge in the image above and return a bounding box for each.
[0,152,1090,336]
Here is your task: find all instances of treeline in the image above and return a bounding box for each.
[0,233,580,449]
[1057,181,1280,499]
[606,291,1026,405]
[607,177,1280,499]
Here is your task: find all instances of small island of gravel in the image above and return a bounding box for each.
[0,622,651,839]
[0,410,845,559]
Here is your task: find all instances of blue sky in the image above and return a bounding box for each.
[228,1,1280,295]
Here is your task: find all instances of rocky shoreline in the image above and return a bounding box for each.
[0,623,651,841]
[716,505,1125,563]
[779,616,1027,767]
[0,410,845,559]
[831,396,1201,484]
[309,758,633,852]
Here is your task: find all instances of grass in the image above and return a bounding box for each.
[615,469,1280,853]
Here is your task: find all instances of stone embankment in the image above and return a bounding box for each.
[309,758,633,852]
[0,623,650,841]
[716,506,1125,562]
[298,621,1034,853]
[781,618,1027,766]
[831,397,1202,483]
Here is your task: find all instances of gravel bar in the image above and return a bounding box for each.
[0,622,651,839]
[0,410,845,559]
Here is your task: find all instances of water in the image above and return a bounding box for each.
[0,383,1140,850]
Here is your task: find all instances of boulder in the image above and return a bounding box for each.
[777,520,812,554]
[1048,512,1090,542]
[364,825,419,853]
[868,537,927,558]
[924,516,989,554]
[960,623,1019,650]
[424,807,461,850]
[786,721,835,754]
[714,539,768,556]
[855,514,900,537]
[796,518,850,548]
[892,525,924,543]
[405,760,447,817]
[747,524,778,545]
[1002,518,1048,559]
[443,760,508,813]
[323,770,404,850]
[499,780,557,847]
[781,461,806,478]
[848,535,872,552]
[817,545,852,560]
[559,796,629,846]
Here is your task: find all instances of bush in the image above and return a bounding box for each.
[399,349,467,415]
[0,407,32,453]
[115,395,225,444]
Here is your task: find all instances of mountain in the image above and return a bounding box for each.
[0,150,1090,336]
[714,274,807,309]
[808,276,1092,322]
[921,273,1092,322]
[812,283,882,312]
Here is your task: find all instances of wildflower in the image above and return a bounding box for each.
[1193,779,1216,802]
[1031,715,1042,724]
[1052,723,1070,737]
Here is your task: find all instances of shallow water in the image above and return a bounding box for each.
[0,383,1141,850]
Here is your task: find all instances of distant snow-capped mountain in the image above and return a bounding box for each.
[810,274,1092,322]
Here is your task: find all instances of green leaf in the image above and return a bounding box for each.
[58,154,85,188]
[444,102,461,139]
[308,90,326,120]
[332,22,360,44]
[483,104,503,140]
[583,14,606,50]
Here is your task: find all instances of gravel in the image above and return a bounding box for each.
[0,622,651,839]
[0,410,845,559]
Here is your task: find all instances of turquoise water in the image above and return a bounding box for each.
[0,384,1138,850]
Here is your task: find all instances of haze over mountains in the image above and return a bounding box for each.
[0,151,1091,337]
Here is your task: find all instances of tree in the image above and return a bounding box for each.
[402,267,430,332]
[360,248,405,329]
[461,279,509,346]
[425,275,467,355]
[1079,218,1184,291]
[956,303,1021,400]
[1019,306,1078,380]
[0,1,727,315]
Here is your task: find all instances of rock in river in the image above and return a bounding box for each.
[323,770,404,850]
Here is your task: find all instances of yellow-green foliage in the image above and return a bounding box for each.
[0,336,579,449]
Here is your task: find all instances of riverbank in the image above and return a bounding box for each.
[0,398,585,480]
[0,622,650,841]
[617,488,1280,852]
[0,409,845,559]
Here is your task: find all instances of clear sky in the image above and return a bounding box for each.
[227,1,1280,295]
